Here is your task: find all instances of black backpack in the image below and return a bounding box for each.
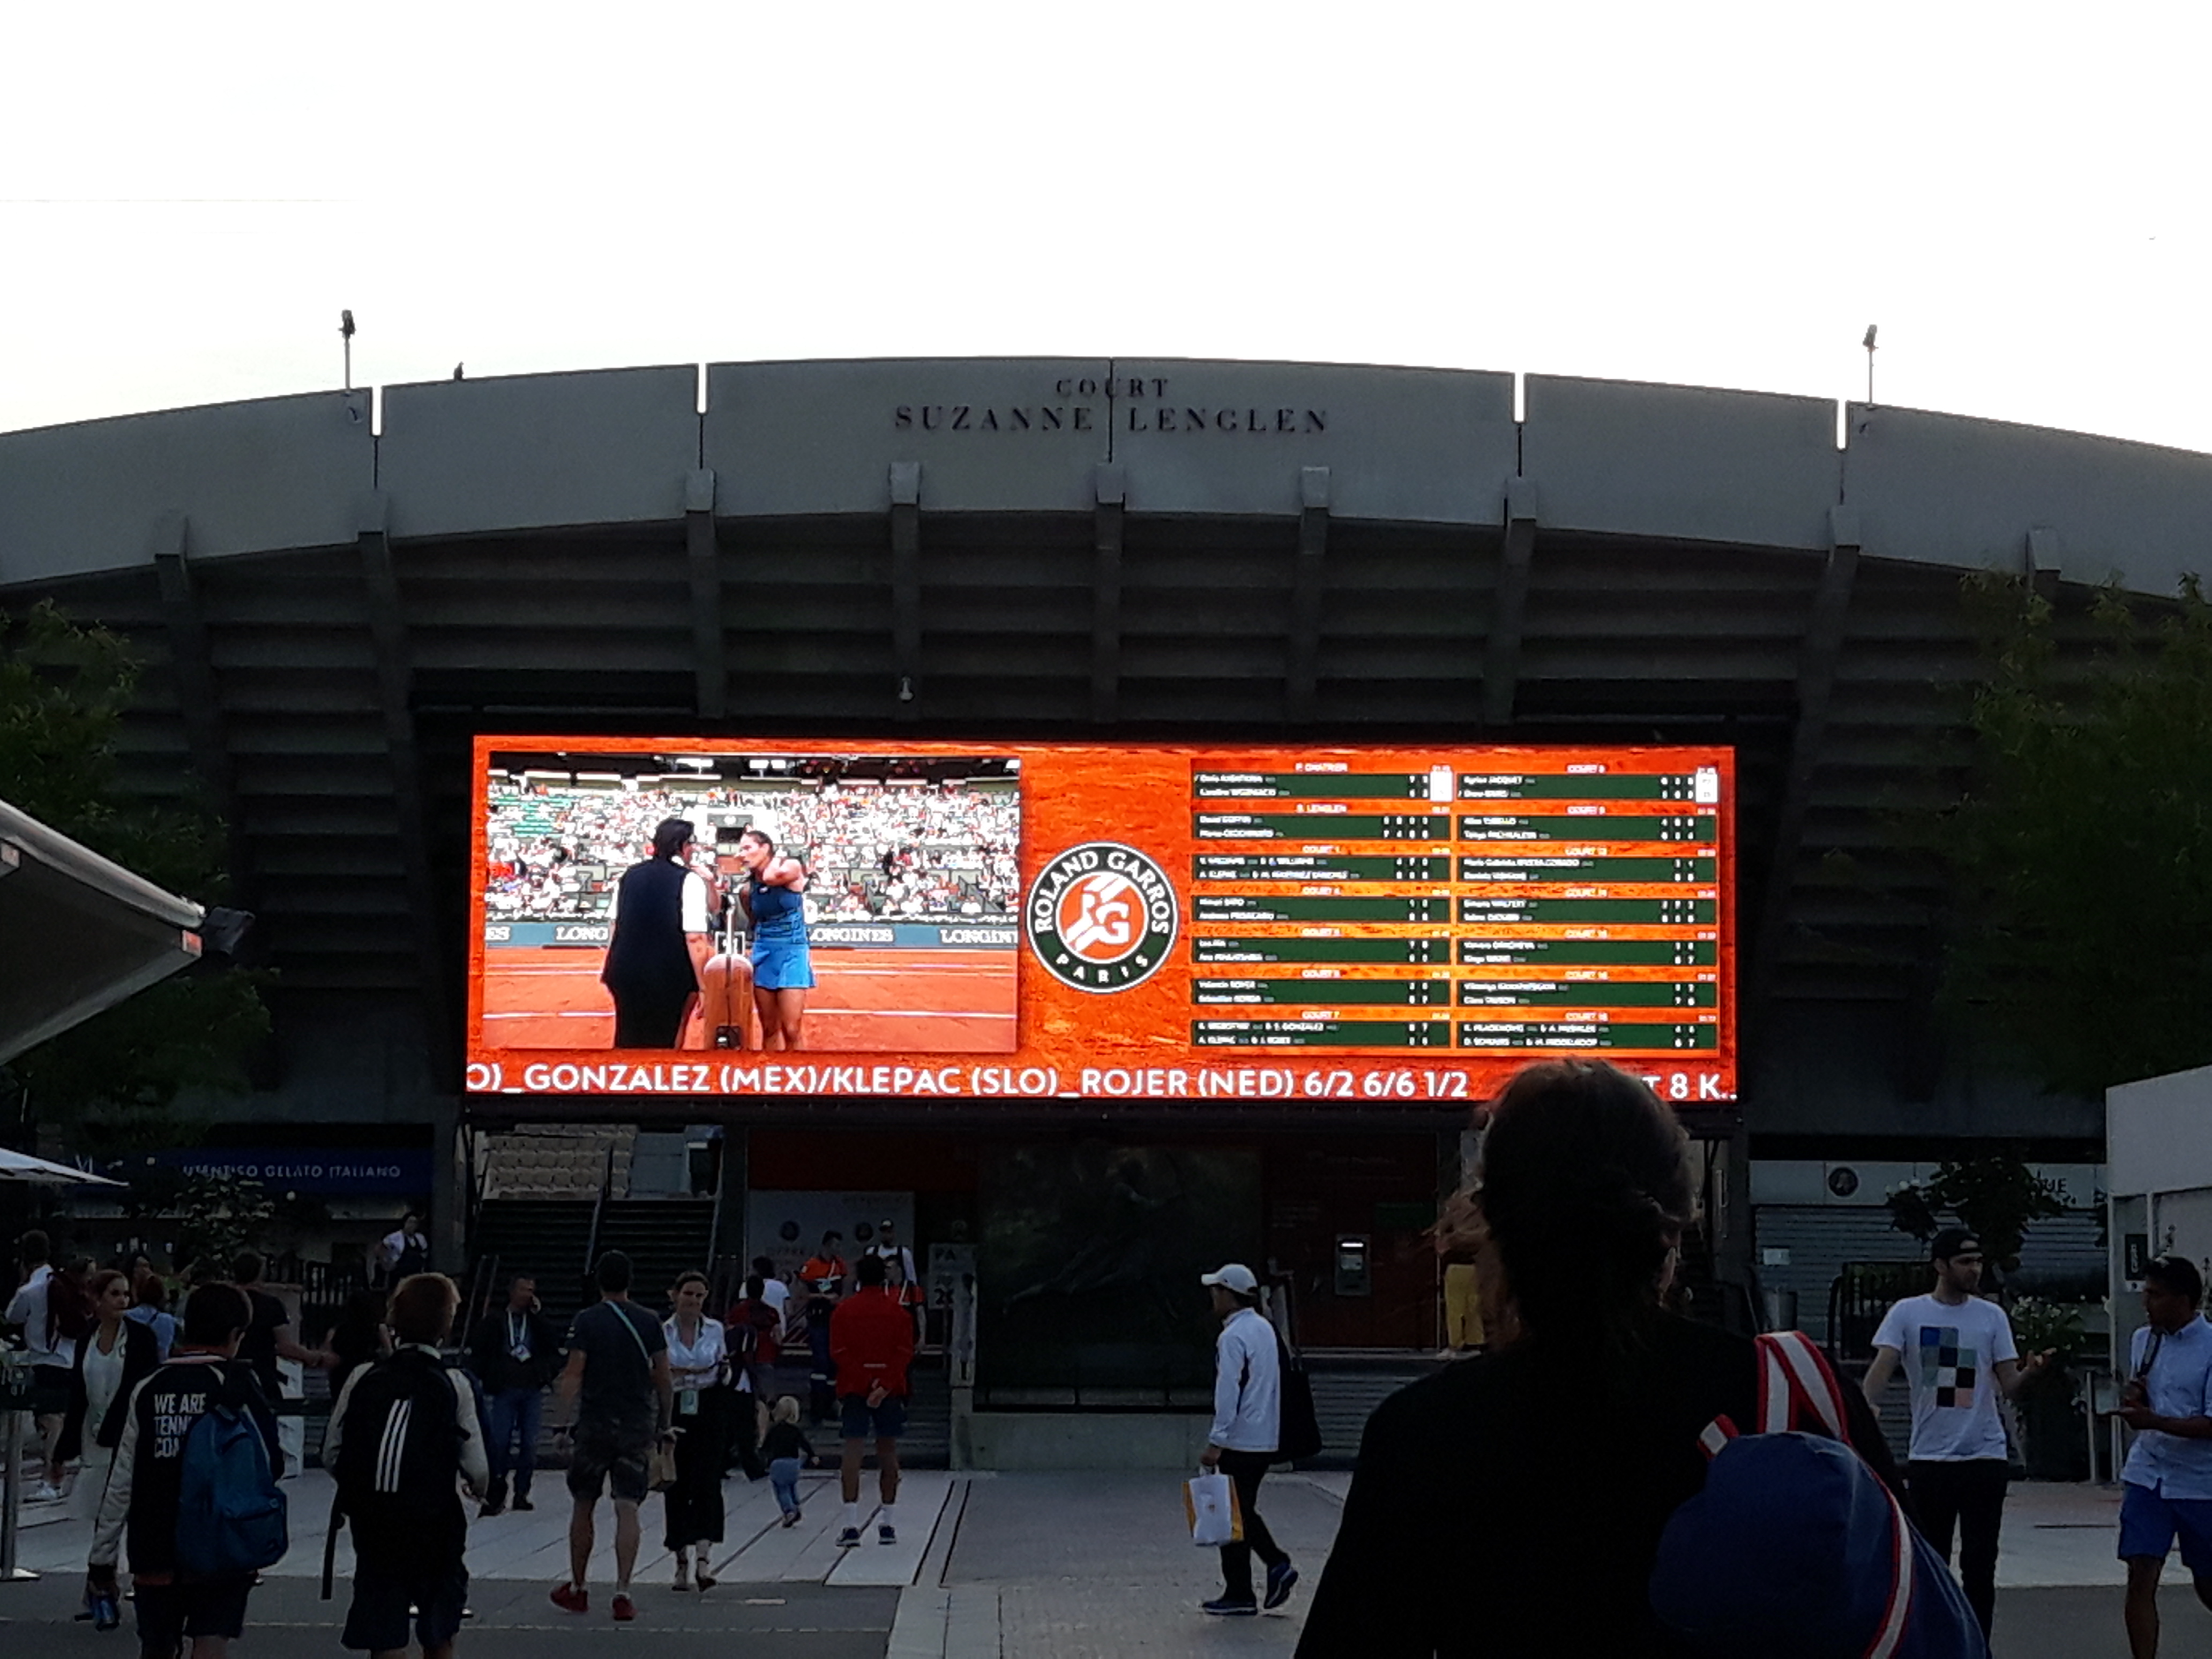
[1273,1337,1324,1463]
[331,1348,466,1552]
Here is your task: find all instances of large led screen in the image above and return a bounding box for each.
[468,739,1736,1104]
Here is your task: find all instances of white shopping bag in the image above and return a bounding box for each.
[1184,1470,1244,1547]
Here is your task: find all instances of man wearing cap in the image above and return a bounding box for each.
[1198,1264,1296,1617]
[1862,1226,2051,1641]
[2117,1253,2212,1658]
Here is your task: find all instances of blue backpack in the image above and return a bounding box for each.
[176,1396,289,1578]
[1650,1330,1986,1659]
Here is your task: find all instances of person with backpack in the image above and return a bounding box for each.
[727,1274,783,1435]
[1862,1227,2052,1641]
[87,1281,287,1659]
[1298,1061,1914,1657]
[324,1273,488,1659]
[549,1250,672,1622]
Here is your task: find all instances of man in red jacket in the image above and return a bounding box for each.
[828,1252,914,1548]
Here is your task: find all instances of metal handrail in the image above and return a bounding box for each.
[706,1145,730,1280]
[581,1144,614,1303]
[467,1251,502,1331]
[464,1129,484,1248]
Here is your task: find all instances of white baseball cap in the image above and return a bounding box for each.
[1200,1263,1259,1294]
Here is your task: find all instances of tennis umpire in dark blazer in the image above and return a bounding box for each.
[601,817,717,1048]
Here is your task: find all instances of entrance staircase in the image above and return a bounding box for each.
[1301,1350,1448,1468]
[591,1198,719,1304]
[470,1198,599,1331]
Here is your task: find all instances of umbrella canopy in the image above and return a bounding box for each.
[0,1147,125,1186]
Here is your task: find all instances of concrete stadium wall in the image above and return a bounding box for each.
[6,358,2210,597]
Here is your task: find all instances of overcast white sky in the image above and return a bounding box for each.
[5,3,2209,451]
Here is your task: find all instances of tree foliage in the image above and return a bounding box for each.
[168,1171,274,1273]
[1930,575,2212,1096]
[0,602,267,1154]
[1884,1149,2069,1273]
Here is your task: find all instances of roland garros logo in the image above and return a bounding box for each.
[1025,842,1179,993]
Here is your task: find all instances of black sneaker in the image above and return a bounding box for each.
[878,1522,896,1545]
[1264,1560,1299,1610]
[836,1527,862,1548]
[1202,1597,1259,1617]
[512,1495,535,1512]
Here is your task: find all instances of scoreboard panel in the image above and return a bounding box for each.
[1183,755,1725,1064]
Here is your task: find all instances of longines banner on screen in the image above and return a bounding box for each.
[468,738,1736,1104]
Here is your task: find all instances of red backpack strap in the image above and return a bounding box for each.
[1754,1330,1850,1439]
[1862,1481,1916,1659]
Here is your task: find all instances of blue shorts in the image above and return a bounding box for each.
[839,1393,907,1441]
[752,930,816,991]
[2119,1483,2212,1575]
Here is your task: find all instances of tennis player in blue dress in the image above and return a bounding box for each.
[736,827,814,1050]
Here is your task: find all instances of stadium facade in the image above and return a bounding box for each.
[3,357,2190,1363]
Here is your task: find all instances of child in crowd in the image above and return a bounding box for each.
[761,1396,817,1528]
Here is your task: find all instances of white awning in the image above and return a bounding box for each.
[0,797,205,1065]
[0,1147,125,1186]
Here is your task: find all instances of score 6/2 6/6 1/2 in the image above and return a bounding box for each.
[1294,1068,1729,1102]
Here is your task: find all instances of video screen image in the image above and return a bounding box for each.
[478,748,1021,1053]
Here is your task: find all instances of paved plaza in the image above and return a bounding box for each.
[3,1470,2202,1656]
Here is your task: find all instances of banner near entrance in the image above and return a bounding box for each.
[468,739,1736,1104]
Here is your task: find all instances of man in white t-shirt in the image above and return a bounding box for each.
[870,1222,922,1343]
[378,1213,431,1285]
[750,1256,792,1328]
[1862,1227,2051,1642]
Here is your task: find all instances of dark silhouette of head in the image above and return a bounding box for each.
[1477,1061,1693,1356]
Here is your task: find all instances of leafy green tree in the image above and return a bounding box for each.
[0,602,267,1155]
[1884,1148,2069,1278]
[1928,575,2212,1096]
[169,1171,275,1274]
